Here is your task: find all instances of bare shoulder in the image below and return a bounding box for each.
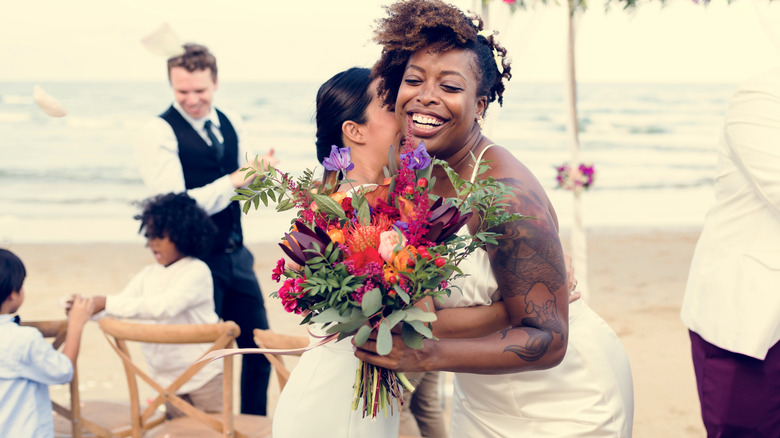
[476,144,552,219]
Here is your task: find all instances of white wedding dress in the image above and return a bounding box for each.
[438,234,635,437]
[272,183,399,438]
[272,325,400,437]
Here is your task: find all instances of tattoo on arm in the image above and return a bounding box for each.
[487,178,567,361]
[498,327,553,362]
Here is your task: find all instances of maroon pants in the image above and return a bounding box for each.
[690,331,780,438]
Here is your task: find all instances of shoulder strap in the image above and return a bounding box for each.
[471,144,496,183]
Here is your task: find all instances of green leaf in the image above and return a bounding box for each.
[327,316,369,336]
[376,319,392,356]
[393,285,410,304]
[310,193,346,219]
[354,324,372,347]
[401,323,423,349]
[236,189,256,196]
[356,199,371,226]
[406,319,434,338]
[403,306,437,322]
[385,309,406,329]
[242,200,251,214]
[361,287,382,317]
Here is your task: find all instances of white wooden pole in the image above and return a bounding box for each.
[564,2,589,301]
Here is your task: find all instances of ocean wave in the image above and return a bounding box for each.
[0,112,32,123]
[1,94,34,105]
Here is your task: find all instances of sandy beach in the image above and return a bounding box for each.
[7,228,705,437]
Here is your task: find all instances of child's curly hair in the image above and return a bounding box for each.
[371,0,511,117]
[135,193,217,260]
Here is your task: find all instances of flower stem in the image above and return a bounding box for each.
[396,371,415,393]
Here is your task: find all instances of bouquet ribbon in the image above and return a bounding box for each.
[197,332,338,364]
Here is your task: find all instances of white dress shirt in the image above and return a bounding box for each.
[104,256,222,394]
[0,314,74,438]
[134,102,255,215]
[681,68,780,360]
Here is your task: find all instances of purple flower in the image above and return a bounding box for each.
[322,145,355,173]
[400,142,431,170]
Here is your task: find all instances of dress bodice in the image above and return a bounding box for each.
[435,229,500,310]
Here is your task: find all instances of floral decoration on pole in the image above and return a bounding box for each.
[555,162,596,193]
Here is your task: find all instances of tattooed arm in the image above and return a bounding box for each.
[355,151,570,373]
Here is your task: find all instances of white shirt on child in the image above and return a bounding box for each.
[0,314,74,438]
[104,256,222,394]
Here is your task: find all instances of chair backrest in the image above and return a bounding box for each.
[98,318,241,438]
[252,329,301,392]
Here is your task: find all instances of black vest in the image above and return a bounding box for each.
[159,105,242,253]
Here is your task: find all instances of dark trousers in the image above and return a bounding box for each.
[206,246,270,415]
[690,330,780,438]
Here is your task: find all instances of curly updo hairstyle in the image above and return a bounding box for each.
[372,0,511,117]
[135,192,218,260]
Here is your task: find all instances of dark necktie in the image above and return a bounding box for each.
[11,315,20,324]
[204,120,224,161]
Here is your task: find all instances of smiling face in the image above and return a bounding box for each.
[147,235,184,267]
[395,47,487,159]
[170,66,218,120]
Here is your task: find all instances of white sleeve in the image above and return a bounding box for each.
[105,262,213,320]
[725,72,780,210]
[135,117,235,215]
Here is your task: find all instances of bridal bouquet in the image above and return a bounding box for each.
[233,137,525,418]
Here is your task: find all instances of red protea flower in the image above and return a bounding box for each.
[345,215,392,254]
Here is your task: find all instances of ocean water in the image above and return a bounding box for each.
[0,81,736,244]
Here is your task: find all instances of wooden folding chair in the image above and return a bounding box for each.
[252,329,306,392]
[22,319,134,438]
[98,318,273,438]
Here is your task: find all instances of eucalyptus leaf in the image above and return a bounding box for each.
[406,319,434,338]
[354,324,372,347]
[361,287,382,317]
[403,306,437,322]
[377,320,392,356]
[327,316,369,336]
[385,309,406,329]
[401,323,423,349]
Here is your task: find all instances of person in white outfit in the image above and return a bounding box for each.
[681,68,780,437]
[355,1,634,436]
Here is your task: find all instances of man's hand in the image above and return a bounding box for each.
[231,149,278,188]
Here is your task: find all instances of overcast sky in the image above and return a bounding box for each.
[1,0,779,84]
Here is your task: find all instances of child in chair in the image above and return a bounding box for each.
[0,249,94,437]
[77,192,224,419]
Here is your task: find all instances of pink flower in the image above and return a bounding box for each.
[502,0,516,3]
[378,230,407,263]
[277,276,306,314]
[271,258,285,282]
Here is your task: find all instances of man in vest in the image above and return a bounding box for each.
[135,43,277,415]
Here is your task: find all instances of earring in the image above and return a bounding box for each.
[476,115,485,129]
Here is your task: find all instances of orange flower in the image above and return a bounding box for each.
[383,265,399,284]
[327,228,346,245]
[392,246,417,273]
[330,191,347,203]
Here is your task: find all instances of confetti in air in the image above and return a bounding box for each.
[32,85,67,117]
[140,22,185,58]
